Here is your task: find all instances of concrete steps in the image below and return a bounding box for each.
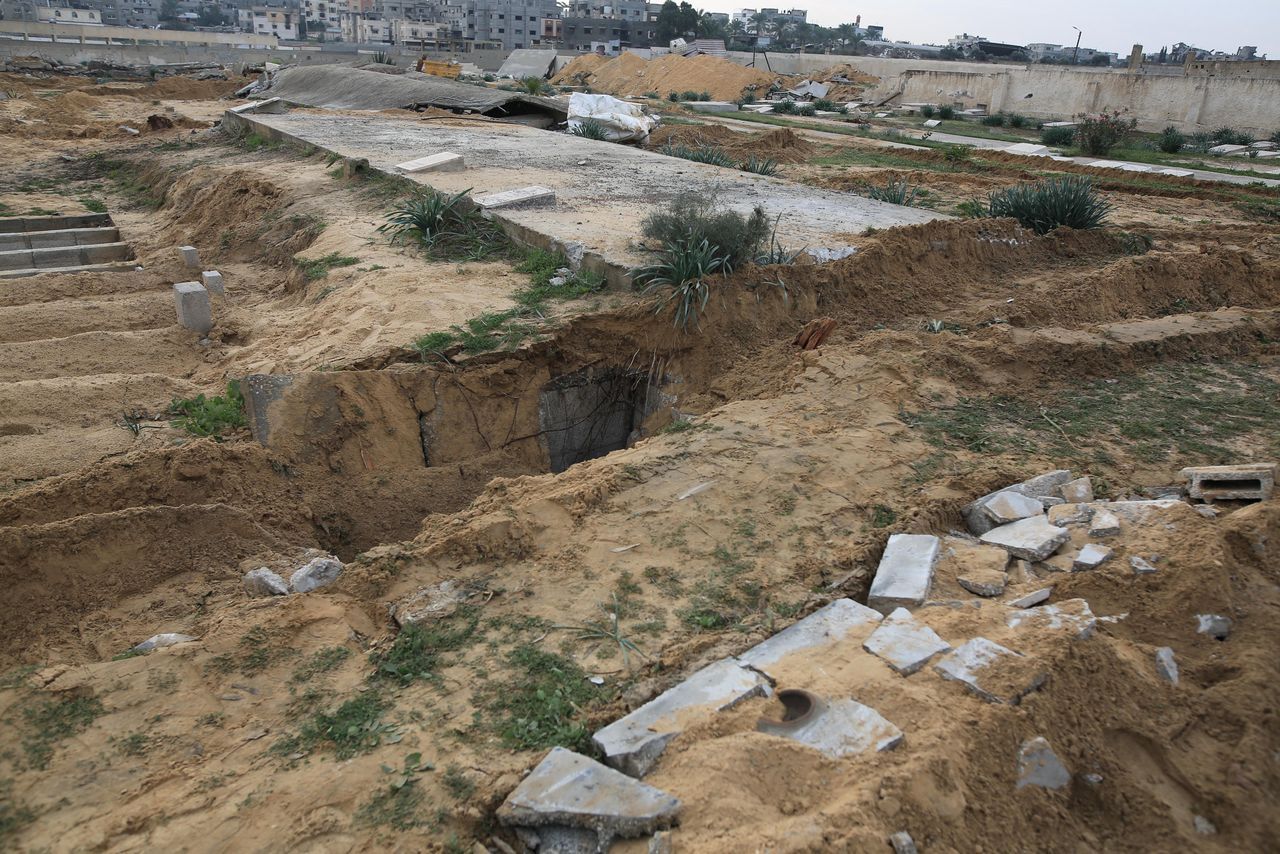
[0,213,136,279]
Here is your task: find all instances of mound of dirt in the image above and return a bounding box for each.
[648,125,816,163]
[553,52,785,101]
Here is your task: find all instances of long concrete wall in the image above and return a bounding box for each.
[721,50,1280,135]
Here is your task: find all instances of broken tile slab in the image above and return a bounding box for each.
[980,516,1070,562]
[738,598,882,672]
[1016,737,1070,790]
[1007,587,1052,608]
[1060,477,1093,503]
[1088,508,1120,537]
[1208,143,1248,155]
[868,534,941,614]
[1155,647,1179,684]
[1020,470,1074,498]
[592,657,768,777]
[862,607,950,675]
[934,637,1045,704]
[200,270,225,295]
[1177,463,1276,501]
[1006,599,1097,639]
[173,281,213,334]
[964,472,1073,535]
[244,567,288,597]
[1130,556,1158,574]
[1196,614,1231,640]
[395,151,466,173]
[474,185,556,209]
[958,568,1006,597]
[1194,505,1219,519]
[497,747,680,841]
[757,696,902,757]
[1072,543,1113,571]
[981,490,1045,526]
[1047,503,1092,527]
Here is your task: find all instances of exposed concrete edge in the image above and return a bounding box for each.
[221,108,634,290]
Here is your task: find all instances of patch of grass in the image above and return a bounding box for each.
[357,780,428,830]
[903,362,1280,465]
[441,765,475,800]
[209,626,294,677]
[296,252,359,281]
[79,197,107,213]
[21,695,105,769]
[0,781,35,846]
[871,504,896,527]
[115,732,149,757]
[274,693,396,760]
[370,610,481,686]
[478,644,602,752]
[168,380,246,439]
[659,142,736,168]
[291,646,351,684]
[985,176,1111,234]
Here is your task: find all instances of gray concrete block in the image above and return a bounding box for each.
[201,270,225,295]
[1007,587,1052,608]
[1016,736,1070,790]
[1130,555,1158,574]
[179,245,200,267]
[391,580,467,626]
[737,598,882,672]
[475,185,556,209]
[1048,503,1092,527]
[1155,647,1179,684]
[241,374,294,446]
[964,471,1071,535]
[958,568,1006,597]
[497,747,680,839]
[890,831,919,854]
[1019,469,1074,498]
[1178,463,1276,501]
[290,556,343,593]
[686,101,739,113]
[0,249,35,271]
[980,516,1070,562]
[395,151,466,173]
[862,607,950,675]
[1088,508,1120,537]
[173,281,213,334]
[592,657,768,777]
[1006,598,1097,639]
[1060,476,1094,503]
[757,694,902,757]
[981,490,1045,526]
[1196,614,1231,640]
[244,567,288,597]
[934,637,1045,704]
[868,534,941,614]
[1072,543,1113,571]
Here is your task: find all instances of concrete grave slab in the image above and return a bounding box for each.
[958,568,1006,597]
[1158,168,1196,177]
[474,185,556,209]
[495,48,558,80]
[498,747,680,841]
[980,516,1071,561]
[737,598,883,673]
[934,637,1046,704]
[395,152,466,173]
[1196,614,1231,639]
[964,471,1070,534]
[980,490,1045,527]
[1016,737,1070,790]
[592,657,768,777]
[1003,143,1050,156]
[1130,556,1158,574]
[686,101,740,113]
[1007,598,1097,639]
[868,534,941,613]
[241,374,294,446]
[758,696,903,758]
[172,281,212,334]
[1208,144,1248,155]
[1178,463,1276,501]
[923,119,942,128]
[862,607,950,675]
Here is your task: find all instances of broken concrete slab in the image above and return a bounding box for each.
[474,185,556,209]
[133,633,197,653]
[592,657,768,777]
[172,281,213,334]
[244,567,288,597]
[922,119,941,128]
[179,245,200,267]
[685,101,739,113]
[1016,736,1070,790]
[1047,502,1092,527]
[498,747,680,842]
[934,637,1045,704]
[290,555,343,593]
[200,270,225,296]
[1003,143,1051,156]
[1088,508,1121,537]
[1072,543,1113,571]
[1208,143,1248,155]
[980,490,1045,527]
[1007,587,1052,608]
[395,152,466,173]
[1130,556,1158,574]
[495,48,558,81]
[964,471,1071,534]
[862,607,950,675]
[980,516,1071,562]
[868,534,941,613]
[391,580,468,627]
[1155,647,1179,684]
[757,694,902,758]
[889,831,919,854]
[1060,477,1093,503]
[1178,463,1276,501]
[958,568,1006,597]
[1006,598,1097,639]
[241,373,294,446]
[1196,614,1231,640]
[737,598,882,671]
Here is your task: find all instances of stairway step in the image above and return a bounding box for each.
[0,227,121,253]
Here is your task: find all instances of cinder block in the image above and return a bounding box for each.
[173,281,213,334]
[1177,463,1276,501]
[179,245,200,268]
[395,152,466,173]
[202,270,225,295]
[474,185,556,209]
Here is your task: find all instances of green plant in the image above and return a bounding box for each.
[243,132,267,151]
[1007,113,1028,128]
[22,695,105,769]
[411,330,458,361]
[644,90,660,98]
[379,189,508,259]
[441,765,476,800]
[169,380,246,439]
[812,98,839,112]
[1075,110,1137,156]
[667,91,679,102]
[981,114,1006,127]
[370,612,480,686]
[863,179,919,206]
[291,646,350,683]
[955,198,987,218]
[296,251,359,281]
[568,119,610,140]
[633,237,726,330]
[371,52,394,65]
[1040,125,1075,146]
[739,155,779,175]
[1209,126,1253,146]
[771,99,798,115]
[0,782,34,845]
[736,92,756,105]
[479,644,601,751]
[796,103,817,117]
[659,142,736,168]
[518,75,549,95]
[275,693,396,759]
[79,197,107,213]
[986,176,1111,234]
[871,504,896,527]
[357,753,434,829]
[942,144,973,165]
[938,105,956,120]
[920,105,935,118]
[553,595,647,670]
[1157,125,1186,153]
[640,196,770,271]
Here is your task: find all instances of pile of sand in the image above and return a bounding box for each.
[553,52,785,101]
[648,125,816,163]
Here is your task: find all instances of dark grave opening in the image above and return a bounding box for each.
[538,366,663,473]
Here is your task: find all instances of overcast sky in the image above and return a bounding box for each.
[790,1,1279,57]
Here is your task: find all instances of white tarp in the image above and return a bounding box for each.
[567,92,659,142]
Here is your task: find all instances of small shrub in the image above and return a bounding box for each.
[812,98,839,112]
[679,90,701,101]
[955,198,987,218]
[1007,113,1028,128]
[275,693,394,759]
[796,103,817,117]
[1209,126,1253,146]
[771,99,798,115]
[568,119,609,140]
[667,91,679,102]
[942,144,973,165]
[518,76,548,95]
[981,114,1006,127]
[370,615,480,686]
[739,155,779,176]
[641,196,770,271]
[1040,125,1075,146]
[1075,110,1137,156]
[643,90,660,99]
[1158,125,1185,153]
[864,179,919,206]
[938,105,956,120]
[79,197,107,213]
[379,189,507,259]
[169,380,246,439]
[920,104,936,118]
[986,176,1111,234]
[659,142,735,168]
[633,237,727,330]
[479,645,602,751]
[1271,130,1280,145]
[296,252,359,281]
[736,92,756,105]
[371,52,394,65]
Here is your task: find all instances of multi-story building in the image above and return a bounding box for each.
[34,6,104,23]
[461,0,557,51]
[240,6,300,38]
[302,0,342,38]
[94,0,163,28]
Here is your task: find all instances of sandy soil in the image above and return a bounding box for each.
[0,70,1278,854]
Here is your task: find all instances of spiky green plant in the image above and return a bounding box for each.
[986,176,1111,234]
[739,155,779,176]
[568,119,610,140]
[518,75,548,95]
[632,238,728,330]
[378,189,507,258]
[659,142,735,168]
[864,179,919,207]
